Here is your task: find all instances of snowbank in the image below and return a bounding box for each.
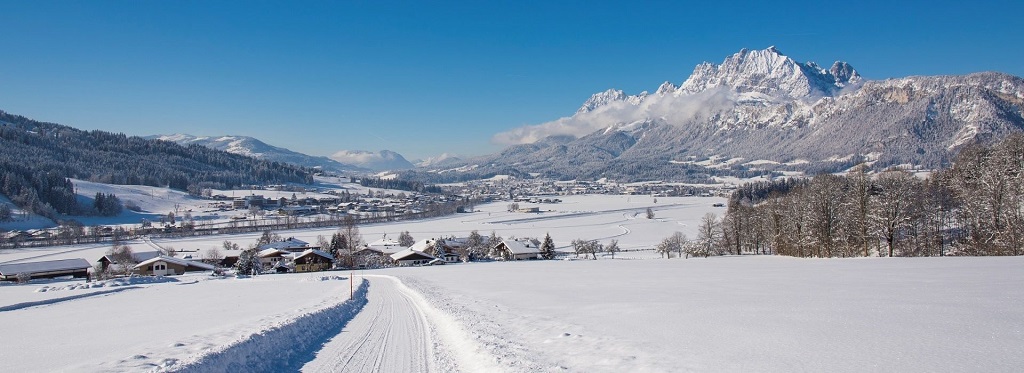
[173,279,368,372]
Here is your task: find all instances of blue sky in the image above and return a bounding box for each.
[1,1,1021,161]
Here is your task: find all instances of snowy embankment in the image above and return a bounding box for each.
[0,273,359,372]
[174,279,369,372]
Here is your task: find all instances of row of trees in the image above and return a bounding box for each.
[720,135,1024,257]
[570,238,619,259]
[92,193,123,216]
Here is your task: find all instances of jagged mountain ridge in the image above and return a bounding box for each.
[149,134,367,173]
[439,47,1024,182]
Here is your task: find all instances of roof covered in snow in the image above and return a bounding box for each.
[133,256,216,271]
[498,239,540,255]
[389,249,436,261]
[98,251,160,263]
[0,258,91,275]
[409,238,437,252]
[257,237,311,251]
[367,237,406,254]
[258,248,291,258]
[294,249,334,261]
[367,237,403,248]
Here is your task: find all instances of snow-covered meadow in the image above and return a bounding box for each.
[387,257,1024,372]
[1,194,1022,372]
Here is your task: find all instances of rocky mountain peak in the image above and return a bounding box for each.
[656,81,679,96]
[679,46,853,98]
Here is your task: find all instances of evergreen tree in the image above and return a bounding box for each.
[0,203,11,222]
[540,233,556,260]
[235,248,262,276]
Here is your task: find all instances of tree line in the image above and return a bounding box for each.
[720,134,1024,257]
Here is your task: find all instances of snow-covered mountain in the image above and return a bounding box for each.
[149,134,365,173]
[330,150,415,171]
[467,46,1024,181]
[415,153,463,168]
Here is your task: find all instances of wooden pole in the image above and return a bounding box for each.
[350,270,354,298]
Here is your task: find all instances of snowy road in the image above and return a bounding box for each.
[301,276,444,373]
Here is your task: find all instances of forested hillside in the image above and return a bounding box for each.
[0,110,313,217]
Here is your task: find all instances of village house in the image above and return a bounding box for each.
[133,256,216,276]
[258,248,291,269]
[492,238,541,260]
[410,238,462,264]
[96,251,161,272]
[293,249,334,272]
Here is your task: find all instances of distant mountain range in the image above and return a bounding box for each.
[329,150,415,171]
[148,134,368,173]
[422,46,1024,182]
[151,134,457,173]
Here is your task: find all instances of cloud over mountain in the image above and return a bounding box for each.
[330,150,415,171]
[492,46,863,145]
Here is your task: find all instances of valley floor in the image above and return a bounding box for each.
[1,256,1021,372]
[1,195,1022,372]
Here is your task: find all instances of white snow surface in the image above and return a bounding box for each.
[0,273,358,372]
[1,195,1022,372]
[382,257,1024,372]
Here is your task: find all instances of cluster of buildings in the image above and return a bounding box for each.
[209,191,464,220]
[0,233,551,282]
[448,178,726,203]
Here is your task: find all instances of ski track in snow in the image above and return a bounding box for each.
[302,276,442,373]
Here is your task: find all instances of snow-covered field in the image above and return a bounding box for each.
[0,194,721,264]
[2,194,1022,372]
[386,257,1024,372]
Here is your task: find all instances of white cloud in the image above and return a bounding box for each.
[491,87,738,145]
